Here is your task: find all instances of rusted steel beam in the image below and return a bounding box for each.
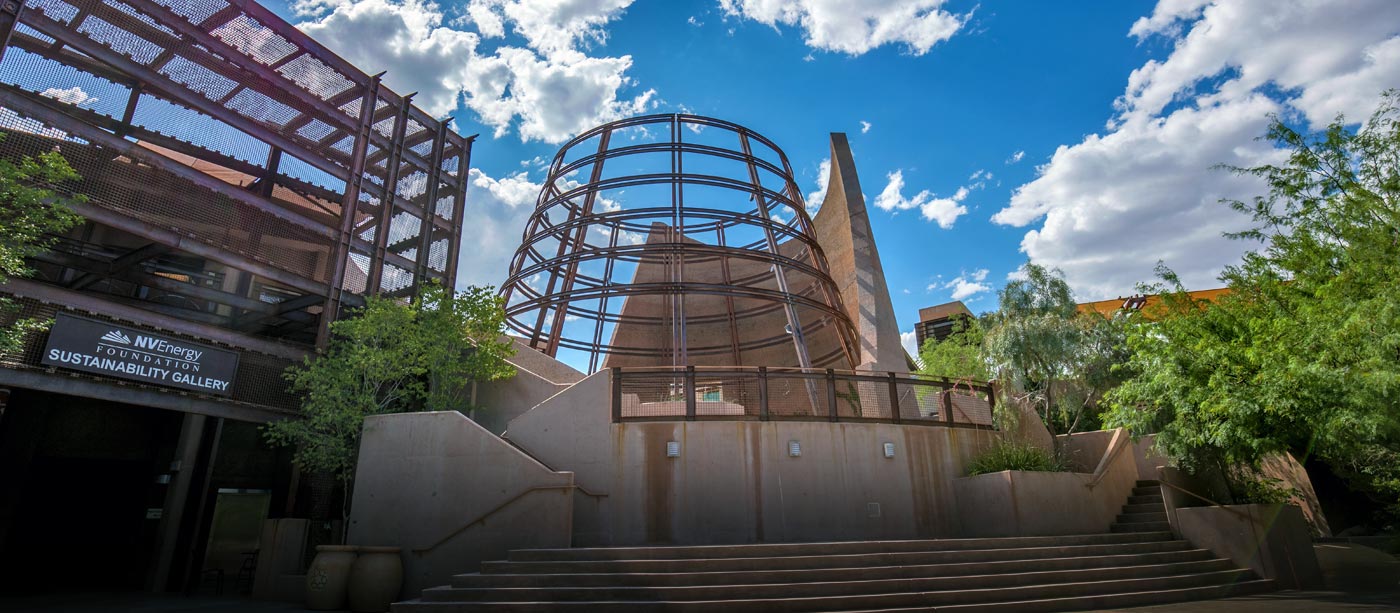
[67,243,171,290]
[366,95,412,294]
[443,137,472,291]
[413,121,448,286]
[0,0,26,63]
[319,75,379,347]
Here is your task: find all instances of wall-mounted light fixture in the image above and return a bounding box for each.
[666,441,681,458]
[883,442,895,458]
[788,440,802,457]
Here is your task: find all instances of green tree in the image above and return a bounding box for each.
[917,314,989,382]
[263,283,516,535]
[984,263,1130,436]
[1105,92,1400,519]
[0,134,85,354]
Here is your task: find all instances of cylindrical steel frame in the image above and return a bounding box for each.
[500,114,858,373]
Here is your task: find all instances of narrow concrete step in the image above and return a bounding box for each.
[1127,494,1165,505]
[453,549,1216,588]
[507,532,1172,561]
[844,579,1276,612]
[1135,480,1161,487]
[1131,485,1162,496]
[1121,503,1164,514]
[480,540,1193,575]
[426,559,1237,602]
[1116,512,1169,524]
[1111,522,1172,533]
[398,569,1254,612]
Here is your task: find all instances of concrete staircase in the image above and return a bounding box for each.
[393,528,1273,611]
[1111,480,1172,534]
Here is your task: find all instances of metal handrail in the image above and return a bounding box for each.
[411,484,603,555]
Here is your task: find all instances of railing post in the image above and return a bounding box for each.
[987,381,997,427]
[757,366,769,421]
[684,365,696,421]
[826,369,838,422]
[943,385,954,426]
[887,372,901,424]
[611,367,622,423]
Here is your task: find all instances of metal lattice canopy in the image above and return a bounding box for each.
[500,114,859,373]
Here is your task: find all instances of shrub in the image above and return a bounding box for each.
[967,440,1067,476]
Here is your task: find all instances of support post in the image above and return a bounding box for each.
[757,366,769,421]
[0,0,24,63]
[684,365,696,421]
[943,387,954,426]
[826,369,838,422]
[611,367,622,423]
[318,75,380,348]
[887,372,901,424]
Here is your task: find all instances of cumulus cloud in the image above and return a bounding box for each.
[900,329,920,362]
[717,0,968,56]
[40,86,97,107]
[804,157,830,214]
[938,269,991,301]
[455,168,540,289]
[872,169,974,229]
[860,120,872,133]
[295,0,653,143]
[994,0,1400,300]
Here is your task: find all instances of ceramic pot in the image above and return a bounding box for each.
[347,546,404,613]
[305,545,358,610]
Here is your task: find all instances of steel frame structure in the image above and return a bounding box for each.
[0,0,471,348]
[500,114,858,373]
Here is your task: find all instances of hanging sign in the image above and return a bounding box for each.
[41,313,240,396]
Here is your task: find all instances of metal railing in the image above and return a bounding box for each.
[611,366,996,428]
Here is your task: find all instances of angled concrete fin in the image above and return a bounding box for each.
[812,133,910,373]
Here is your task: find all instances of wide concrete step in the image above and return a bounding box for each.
[480,539,1191,575]
[1135,480,1160,487]
[507,532,1171,561]
[427,559,1236,602]
[1132,485,1162,496]
[397,569,1255,612]
[1127,494,1165,505]
[844,579,1275,612]
[1122,503,1164,514]
[452,549,1216,588]
[1117,512,1169,524]
[1111,522,1172,533]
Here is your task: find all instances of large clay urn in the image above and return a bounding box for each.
[305,545,358,610]
[347,546,404,612]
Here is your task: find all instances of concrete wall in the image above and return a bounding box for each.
[470,336,581,435]
[348,411,575,594]
[505,370,1003,546]
[1176,504,1323,589]
[955,429,1140,537]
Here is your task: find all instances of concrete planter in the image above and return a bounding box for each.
[305,545,358,610]
[348,546,404,612]
[1175,503,1322,589]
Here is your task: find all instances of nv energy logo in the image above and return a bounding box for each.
[100,330,132,345]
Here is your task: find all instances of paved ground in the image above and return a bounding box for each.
[1,589,1397,612]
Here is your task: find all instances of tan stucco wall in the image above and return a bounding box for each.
[955,429,1140,537]
[505,370,1002,546]
[348,412,575,594]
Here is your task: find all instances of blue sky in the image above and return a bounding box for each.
[264,0,1400,356]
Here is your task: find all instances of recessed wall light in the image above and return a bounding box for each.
[666,441,680,458]
[883,442,895,458]
[788,440,802,457]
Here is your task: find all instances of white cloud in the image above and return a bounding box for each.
[688,15,703,27]
[943,268,990,301]
[1006,150,1024,164]
[455,168,540,289]
[872,169,972,229]
[717,0,967,56]
[804,157,830,214]
[40,86,97,107]
[295,0,653,144]
[994,0,1400,300]
[900,329,920,362]
[860,120,872,133]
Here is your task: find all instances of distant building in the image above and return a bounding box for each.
[1077,287,1231,319]
[914,301,975,349]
